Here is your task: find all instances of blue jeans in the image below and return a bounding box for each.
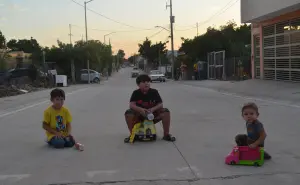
[48,136,75,148]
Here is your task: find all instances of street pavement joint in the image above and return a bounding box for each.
[47,171,300,185]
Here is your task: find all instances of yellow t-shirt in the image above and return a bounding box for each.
[43,106,72,141]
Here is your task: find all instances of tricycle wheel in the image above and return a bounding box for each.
[152,135,157,141]
[230,161,236,165]
[124,137,130,143]
[254,162,260,167]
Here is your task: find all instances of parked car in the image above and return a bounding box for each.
[0,68,47,84]
[131,67,140,78]
[80,69,101,83]
[149,70,166,82]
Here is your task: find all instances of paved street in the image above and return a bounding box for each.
[0,68,299,185]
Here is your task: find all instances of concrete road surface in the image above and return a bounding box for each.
[0,68,299,185]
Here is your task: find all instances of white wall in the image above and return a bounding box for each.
[241,0,300,23]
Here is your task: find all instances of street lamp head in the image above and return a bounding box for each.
[86,0,95,4]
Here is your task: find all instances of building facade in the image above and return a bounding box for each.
[241,0,300,81]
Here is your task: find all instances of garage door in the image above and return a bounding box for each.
[254,35,260,78]
[263,17,300,81]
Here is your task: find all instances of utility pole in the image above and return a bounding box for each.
[158,50,161,67]
[42,50,46,73]
[69,24,76,83]
[84,1,91,83]
[166,0,175,79]
[69,24,73,44]
[197,22,199,36]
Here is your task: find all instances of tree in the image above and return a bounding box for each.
[128,54,139,64]
[0,31,6,49]
[179,21,251,64]
[117,49,125,60]
[0,51,8,70]
[7,37,41,53]
[6,37,42,65]
[45,39,117,79]
[138,38,168,67]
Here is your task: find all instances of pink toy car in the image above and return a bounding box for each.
[225,146,264,166]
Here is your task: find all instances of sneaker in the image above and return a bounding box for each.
[264,151,272,160]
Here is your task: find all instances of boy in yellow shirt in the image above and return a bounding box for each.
[43,88,75,148]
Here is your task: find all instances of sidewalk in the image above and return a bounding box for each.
[179,79,300,105]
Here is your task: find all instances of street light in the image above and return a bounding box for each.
[84,0,95,84]
[104,32,115,44]
[155,25,175,79]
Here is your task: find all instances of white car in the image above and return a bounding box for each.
[80,69,101,83]
[131,67,140,78]
[149,70,166,82]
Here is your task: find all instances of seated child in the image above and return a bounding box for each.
[124,74,175,141]
[43,88,75,148]
[235,102,271,160]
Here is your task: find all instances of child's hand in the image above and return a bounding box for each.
[139,108,148,116]
[148,108,154,113]
[55,132,64,138]
[249,143,257,148]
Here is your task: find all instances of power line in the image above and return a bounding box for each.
[148,29,164,39]
[70,0,153,30]
[70,24,156,33]
[136,29,165,44]
[198,0,239,26]
[175,26,197,32]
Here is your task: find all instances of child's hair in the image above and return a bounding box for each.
[136,74,151,85]
[50,88,65,100]
[242,102,259,114]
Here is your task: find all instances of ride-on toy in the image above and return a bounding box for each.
[225,146,264,166]
[124,113,157,143]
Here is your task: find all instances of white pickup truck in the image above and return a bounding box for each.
[131,67,140,78]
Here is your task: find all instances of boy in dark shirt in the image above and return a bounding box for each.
[235,102,271,160]
[124,74,176,142]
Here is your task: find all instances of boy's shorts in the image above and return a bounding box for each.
[124,108,170,124]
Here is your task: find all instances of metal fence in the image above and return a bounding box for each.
[225,56,251,80]
[207,50,226,80]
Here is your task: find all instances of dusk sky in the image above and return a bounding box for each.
[0,0,240,57]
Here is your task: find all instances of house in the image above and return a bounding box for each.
[241,0,300,81]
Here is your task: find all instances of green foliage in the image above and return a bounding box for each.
[45,40,115,77]
[0,31,5,49]
[128,54,139,64]
[117,49,125,59]
[179,21,251,65]
[0,51,8,70]
[6,37,43,64]
[138,38,168,66]
[0,29,125,79]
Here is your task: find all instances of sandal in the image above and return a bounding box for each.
[124,137,130,143]
[163,134,176,142]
